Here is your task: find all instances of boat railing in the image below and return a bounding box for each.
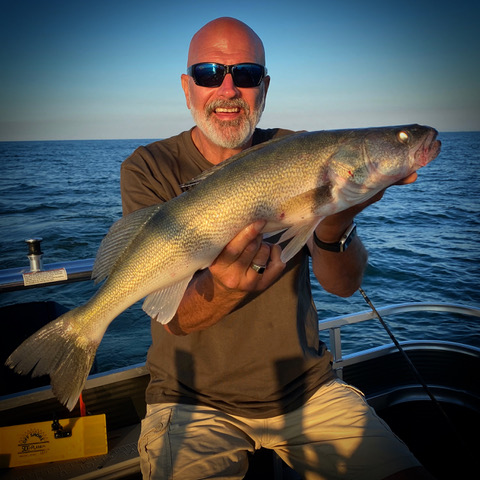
[318,302,480,376]
[0,258,95,293]
[2,253,479,379]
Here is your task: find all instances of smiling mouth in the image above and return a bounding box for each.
[207,98,249,117]
[215,107,241,114]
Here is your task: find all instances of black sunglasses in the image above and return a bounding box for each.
[187,62,267,88]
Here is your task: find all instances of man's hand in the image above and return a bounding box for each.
[165,220,285,335]
[309,173,418,297]
[209,220,286,293]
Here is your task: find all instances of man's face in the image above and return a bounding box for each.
[181,24,270,150]
[187,74,267,149]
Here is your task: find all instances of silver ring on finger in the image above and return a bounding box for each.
[251,262,267,274]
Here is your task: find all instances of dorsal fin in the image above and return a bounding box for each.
[181,135,294,189]
[92,204,163,284]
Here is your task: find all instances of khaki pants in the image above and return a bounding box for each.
[138,379,420,480]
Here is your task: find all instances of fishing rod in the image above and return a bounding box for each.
[357,287,472,457]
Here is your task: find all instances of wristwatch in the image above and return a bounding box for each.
[313,222,357,252]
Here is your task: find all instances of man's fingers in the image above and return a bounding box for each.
[252,243,286,288]
[249,242,273,274]
[394,172,418,185]
[219,220,266,266]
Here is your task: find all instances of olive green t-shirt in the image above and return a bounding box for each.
[120,128,334,418]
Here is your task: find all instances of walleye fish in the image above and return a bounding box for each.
[6,124,441,410]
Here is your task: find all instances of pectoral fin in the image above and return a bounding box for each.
[142,275,194,324]
[267,184,334,262]
[278,219,322,263]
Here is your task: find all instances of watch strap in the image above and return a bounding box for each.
[313,222,357,252]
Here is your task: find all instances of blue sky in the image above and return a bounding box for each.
[1,0,478,141]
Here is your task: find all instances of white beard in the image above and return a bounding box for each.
[190,96,265,149]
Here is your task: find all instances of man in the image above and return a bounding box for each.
[121,17,434,480]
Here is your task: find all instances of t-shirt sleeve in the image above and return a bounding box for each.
[121,147,168,216]
[120,142,190,216]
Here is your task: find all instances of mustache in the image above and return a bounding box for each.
[205,98,251,116]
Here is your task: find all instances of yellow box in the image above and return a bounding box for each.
[0,414,108,468]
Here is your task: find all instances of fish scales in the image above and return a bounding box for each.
[6,125,441,409]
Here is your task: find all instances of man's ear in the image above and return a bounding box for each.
[263,75,270,96]
[181,74,191,109]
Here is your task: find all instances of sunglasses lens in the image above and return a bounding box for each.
[192,64,226,87]
[232,64,264,87]
[189,63,265,88]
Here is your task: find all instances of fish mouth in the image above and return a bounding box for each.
[414,129,441,167]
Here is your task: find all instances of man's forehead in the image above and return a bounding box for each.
[189,42,259,65]
[187,20,265,66]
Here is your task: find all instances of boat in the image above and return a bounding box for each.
[1,242,479,479]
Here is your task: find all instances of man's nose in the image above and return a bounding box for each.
[216,73,240,97]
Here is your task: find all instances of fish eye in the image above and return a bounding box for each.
[397,130,410,144]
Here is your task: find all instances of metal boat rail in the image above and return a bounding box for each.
[2,248,480,381]
[1,254,479,338]
[2,251,479,371]
[318,302,480,374]
[0,258,94,293]
[0,237,96,293]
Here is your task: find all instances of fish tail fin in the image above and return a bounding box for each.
[5,308,99,411]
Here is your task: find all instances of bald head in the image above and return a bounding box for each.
[187,17,266,67]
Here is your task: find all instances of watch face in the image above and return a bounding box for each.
[340,223,357,252]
